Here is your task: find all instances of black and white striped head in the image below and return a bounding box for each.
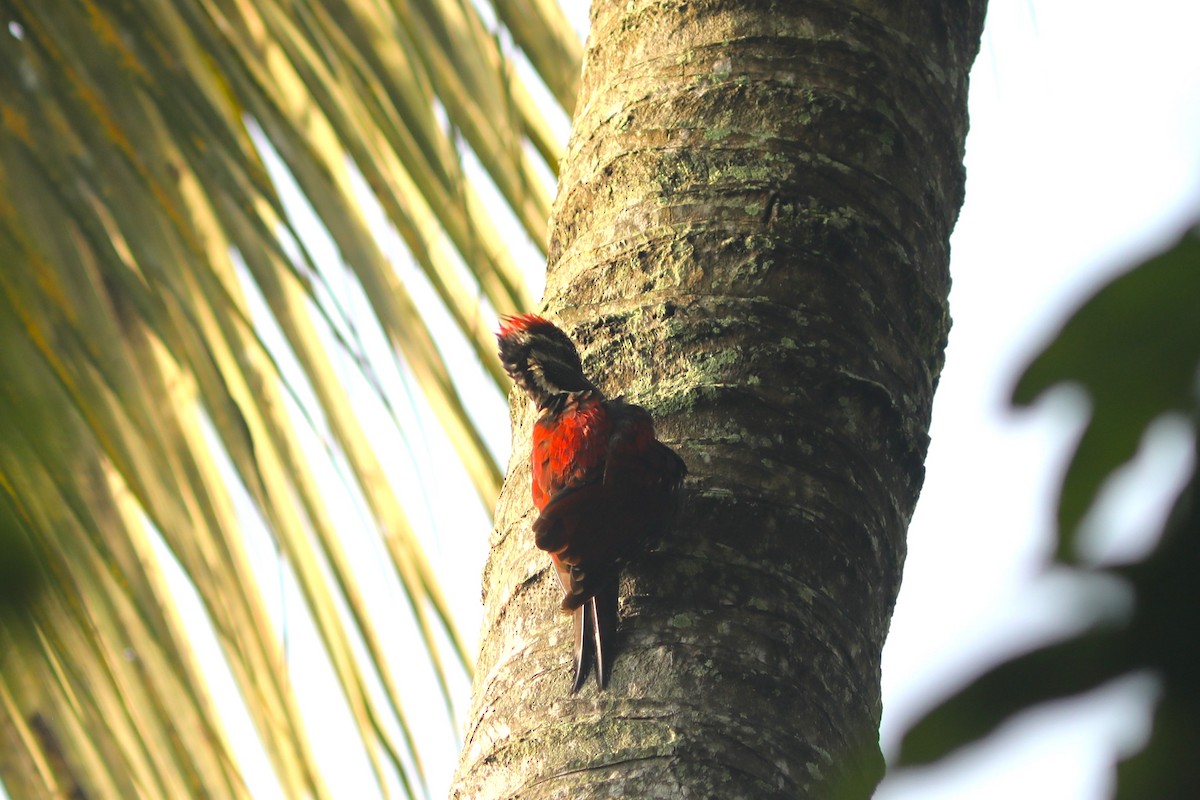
[497,314,595,408]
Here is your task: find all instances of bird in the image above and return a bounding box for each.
[496,313,686,691]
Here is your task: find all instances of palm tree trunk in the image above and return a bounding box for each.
[453,1,986,797]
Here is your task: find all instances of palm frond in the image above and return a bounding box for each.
[0,0,578,796]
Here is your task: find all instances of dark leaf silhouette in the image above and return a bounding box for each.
[899,223,1200,797]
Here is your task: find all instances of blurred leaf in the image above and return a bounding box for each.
[1111,450,1200,797]
[1013,228,1200,561]
[1115,693,1200,799]
[0,482,43,620]
[899,221,1200,794]
[488,0,583,114]
[0,0,579,796]
[897,623,1133,766]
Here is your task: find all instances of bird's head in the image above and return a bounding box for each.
[497,314,595,408]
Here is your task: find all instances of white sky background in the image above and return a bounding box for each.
[5,3,1191,800]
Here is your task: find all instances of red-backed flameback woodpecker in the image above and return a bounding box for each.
[496,314,686,691]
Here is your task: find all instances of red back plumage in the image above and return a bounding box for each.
[531,392,610,511]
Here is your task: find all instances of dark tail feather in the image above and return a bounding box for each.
[570,605,587,693]
[594,581,617,689]
[570,582,618,693]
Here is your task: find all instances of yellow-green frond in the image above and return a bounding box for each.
[0,0,579,796]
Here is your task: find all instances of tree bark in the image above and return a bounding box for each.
[453,1,986,797]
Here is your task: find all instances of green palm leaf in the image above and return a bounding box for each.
[0,0,578,796]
